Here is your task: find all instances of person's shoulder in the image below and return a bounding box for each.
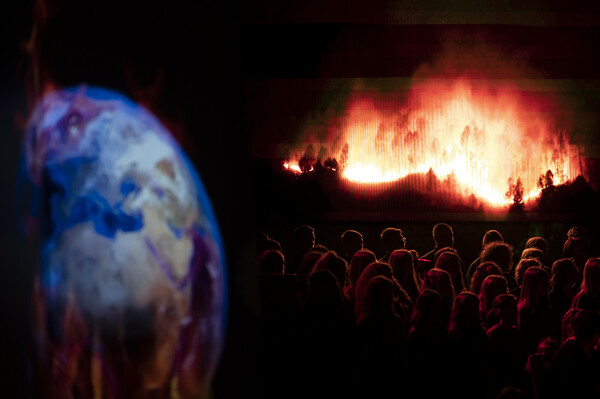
[421,249,436,261]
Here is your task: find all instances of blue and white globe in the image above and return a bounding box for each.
[18,85,227,397]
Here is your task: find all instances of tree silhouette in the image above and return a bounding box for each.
[505,177,524,212]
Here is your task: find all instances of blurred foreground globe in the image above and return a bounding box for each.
[17,86,227,398]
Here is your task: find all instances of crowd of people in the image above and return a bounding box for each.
[255,223,600,399]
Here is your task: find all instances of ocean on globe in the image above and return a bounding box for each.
[17,85,227,398]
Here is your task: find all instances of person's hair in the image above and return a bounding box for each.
[355,262,394,316]
[562,236,588,259]
[525,237,548,256]
[341,229,362,247]
[358,276,395,324]
[433,246,459,267]
[312,251,348,289]
[294,224,314,239]
[295,251,328,302]
[409,289,443,327]
[482,230,503,248]
[389,249,420,300]
[514,258,542,288]
[257,249,285,274]
[567,225,589,239]
[480,241,514,275]
[297,251,324,277]
[435,250,464,293]
[479,275,508,320]
[294,225,315,252]
[561,308,581,341]
[306,269,343,307]
[470,261,503,295]
[449,291,481,336]
[581,258,600,296]
[491,293,518,325]
[520,247,545,263]
[432,223,453,247]
[258,237,282,253]
[550,258,578,290]
[571,309,600,341]
[348,249,377,287]
[518,267,550,312]
[380,227,405,252]
[422,268,456,303]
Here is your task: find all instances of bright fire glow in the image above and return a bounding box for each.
[283,162,302,174]
[284,79,580,207]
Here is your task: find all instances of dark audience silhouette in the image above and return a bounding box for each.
[449,291,494,399]
[572,257,600,311]
[467,229,504,283]
[389,249,421,302]
[422,223,455,264]
[345,249,377,313]
[341,229,364,263]
[286,225,316,274]
[378,227,406,263]
[254,223,598,399]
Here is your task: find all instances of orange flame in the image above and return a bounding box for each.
[285,79,580,207]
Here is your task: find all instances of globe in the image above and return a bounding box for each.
[17,85,227,398]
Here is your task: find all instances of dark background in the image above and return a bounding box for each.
[2,1,600,397]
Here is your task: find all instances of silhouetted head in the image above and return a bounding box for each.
[482,229,503,249]
[341,229,363,259]
[562,308,581,341]
[348,249,377,287]
[514,258,542,288]
[298,251,325,277]
[410,289,443,327]
[389,249,420,300]
[567,225,590,240]
[525,237,548,257]
[435,250,464,293]
[470,261,503,295]
[550,258,578,292]
[355,261,394,315]
[432,223,454,248]
[492,294,518,327]
[571,309,600,344]
[521,247,545,264]
[479,275,508,317]
[257,249,285,274]
[313,251,348,289]
[480,242,514,276]
[422,268,456,302]
[258,238,282,253]
[582,258,600,297]
[380,227,406,254]
[307,269,343,307]
[519,267,550,309]
[294,225,315,254]
[296,251,328,302]
[389,249,416,281]
[563,237,590,269]
[359,276,395,323]
[434,246,459,265]
[449,291,481,335]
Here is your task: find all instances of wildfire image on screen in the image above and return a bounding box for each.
[283,77,583,209]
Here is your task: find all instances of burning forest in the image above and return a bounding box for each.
[272,43,597,215]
